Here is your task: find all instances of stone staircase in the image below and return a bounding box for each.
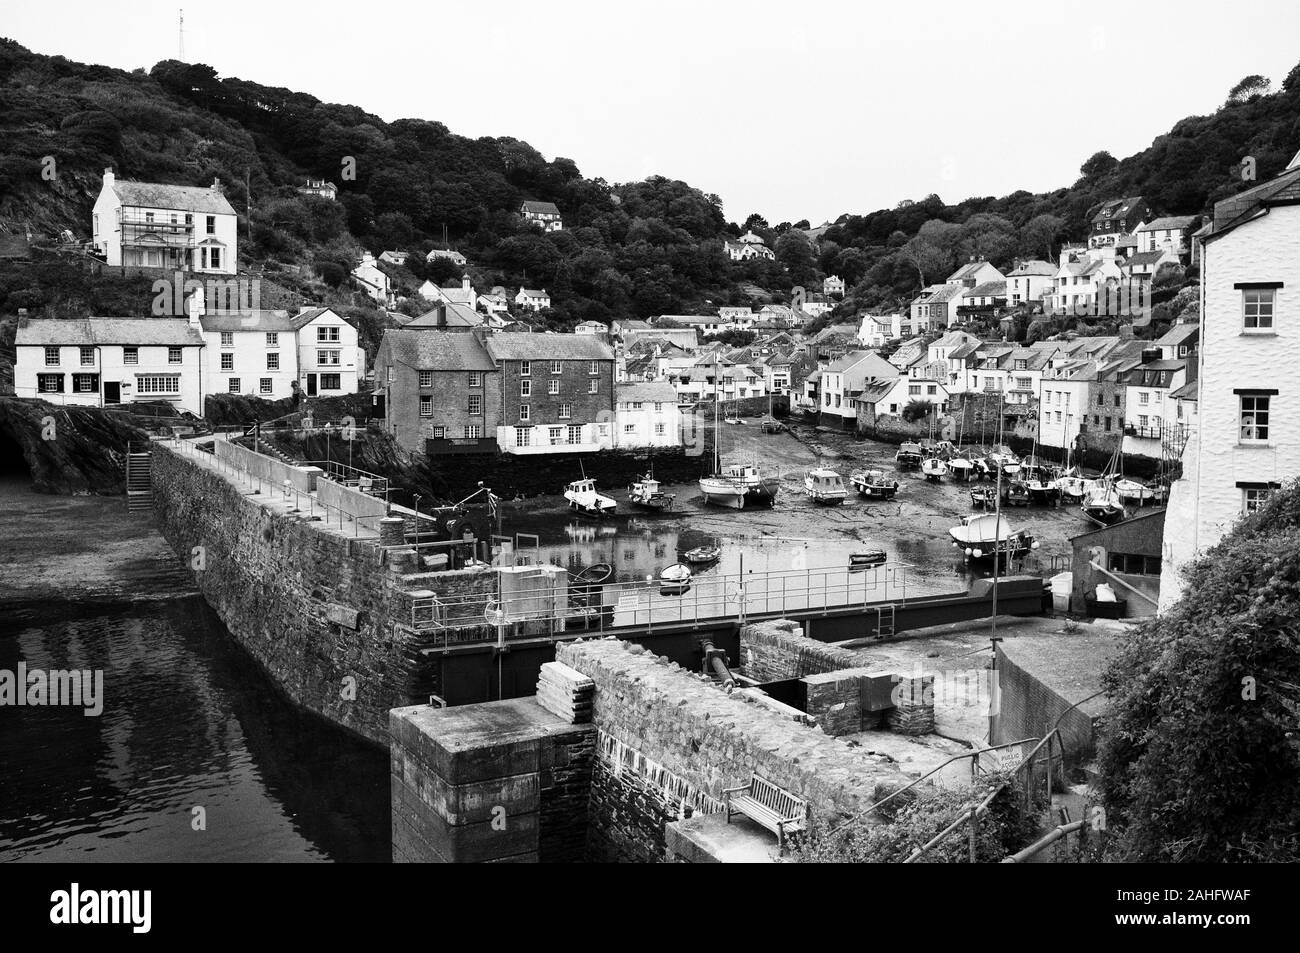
[125,446,153,513]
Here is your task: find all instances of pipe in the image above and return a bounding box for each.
[700,639,735,693]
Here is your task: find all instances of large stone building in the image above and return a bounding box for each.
[374,330,500,453]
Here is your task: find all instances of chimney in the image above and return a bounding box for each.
[437,302,447,328]
[211,177,223,193]
[462,273,471,290]
[103,167,114,186]
[187,285,205,325]
[17,308,28,328]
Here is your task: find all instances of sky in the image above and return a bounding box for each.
[5,0,1300,224]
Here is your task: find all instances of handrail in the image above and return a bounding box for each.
[1001,819,1085,863]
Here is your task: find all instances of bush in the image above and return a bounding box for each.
[902,399,934,423]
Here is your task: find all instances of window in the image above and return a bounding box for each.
[1242,288,1275,331]
[136,375,180,395]
[1138,415,1149,428]
[468,372,482,387]
[80,346,94,366]
[631,401,643,410]
[624,424,636,434]
[550,360,562,374]
[1015,359,1027,371]
[1114,394,1121,407]
[71,373,97,393]
[1138,391,1149,406]
[432,426,445,439]
[834,395,841,408]
[220,332,234,347]
[547,379,559,395]
[185,214,192,226]
[1239,394,1270,442]
[519,360,531,377]
[320,374,341,389]
[1055,411,1062,423]
[123,347,138,365]
[210,248,221,270]
[549,426,564,445]
[589,361,600,375]
[37,373,63,393]
[260,378,273,394]
[145,211,154,224]
[1104,416,1112,431]
[419,371,433,387]
[317,350,341,366]
[1107,553,1162,576]
[317,326,340,342]
[221,353,234,371]
[1097,393,1104,407]
[206,215,216,235]
[419,397,433,417]
[228,378,241,393]
[387,367,394,383]
[655,423,665,436]
[1242,485,1275,514]
[468,394,482,415]
[654,402,663,412]
[519,404,530,422]
[44,347,59,366]
[168,347,183,364]
[559,403,571,419]
[266,353,280,371]
[589,380,598,394]
[464,425,482,439]
[520,380,531,397]
[515,427,531,448]
[266,332,278,348]
[1178,345,1188,357]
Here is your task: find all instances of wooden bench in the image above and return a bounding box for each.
[722,776,808,852]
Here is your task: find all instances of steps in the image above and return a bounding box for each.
[125,450,153,513]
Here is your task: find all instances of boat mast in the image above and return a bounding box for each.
[992,389,1003,645]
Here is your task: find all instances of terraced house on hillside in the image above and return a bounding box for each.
[92,168,238,274]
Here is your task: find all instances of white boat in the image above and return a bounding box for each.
[948,513,1036,560]
[700,464,781,509]
[804,468,848,505]
[1115,479,1155,504]
[1055,471,1088,501]
[921,457,948,482]
[659,562,692,594]
[948,456,976,482]
[564,477,617,516]
[895,442,923,469]
[628,473,675,510]
[1082,483,1127,525]
[850,469,898,499]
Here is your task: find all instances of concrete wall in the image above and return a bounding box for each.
[558,638,906,862]
[151,442,481,744]
[214,438,321,493]
[1070,509,1164,617]
[315,475,388,522]
[991,636,1114,762]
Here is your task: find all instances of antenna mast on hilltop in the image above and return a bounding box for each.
[178,10,186,62]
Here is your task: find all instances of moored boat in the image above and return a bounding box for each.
[850,469,899,499]
[659,563,692,594]
[921,457,948,482]
[970,486,996,509]
[1115,478,1155,505]
[948,456,976,482]
[564,477,617,516]
[848,549,888,570]
[804,468,848,505]
[682,545,721,565]
[1082,483,1127,525]
[948,513,1036,561]
[699,463,781,509]
[628,473,675,510]
[895,442,923,469]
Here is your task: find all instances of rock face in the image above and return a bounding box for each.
[0,397,148,495]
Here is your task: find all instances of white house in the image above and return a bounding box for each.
[855,376,950,422]
[1120,353,1190,459]
[724,237,775,261]
[615,382,682,448]
[293,307,364,397]
[1038,360,1096,452]
[352,253,392,306]
[1136,216,1197,257]
[1005,260,1056,306]
[515,288,551,311]
[92,168,237,274]
[947,260,1004,288]
[819,350,898,430]
[378,250,409,266]
[520,200,563,232]
[425,248,468,267]
[800,292,835,317]
[824,275,846,297]
[199,308,300,400]
[1045,251,1124,315]
[421,274,477,311]
[14,316,206,414]
[717,306,755,328]
[297,179,338,201]
[575,321,609,335]
[858,313,902,347]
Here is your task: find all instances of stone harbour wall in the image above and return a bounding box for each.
[558,638,908,862]
[740,618,864,682]
[151,442,464,745]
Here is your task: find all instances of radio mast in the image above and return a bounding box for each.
[178,10,185,61]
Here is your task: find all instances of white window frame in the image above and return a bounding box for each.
[1242,288,1275,332]
[548,380,559,395]
[419,396,433,417]
[419,370,433,387]
[519,404,530,422]
[1239,394,1270,444]
[468,394,483,416]
[260,378,273,395]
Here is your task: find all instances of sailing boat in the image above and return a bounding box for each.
[948,415,976,482]
[699,361,781,509]
[1081,446,1126,525]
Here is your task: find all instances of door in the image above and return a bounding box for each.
[306,374,317,396]
[103,381,120,405]
[371,393,386,419]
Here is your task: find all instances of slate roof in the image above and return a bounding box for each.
[290,307,352,330]
[111,179,236,216]
[656,314,718,326]
[17,317,204,346]
[521,200,560,215]
[1123,251,1169,268]
[949,260,996,281]
[485,333,615,361]
[617,382,677,403]
[1170,381,1198,401]
[1206,166,1300,238]
[1155,324,1199,347]
[382,329,494,371]
[927,285,967,303]
[948,342,982,360]
[1090,196,1144,224]
[199,311,296,332]
[406,303,484,328]
[1138,216,1196,232]
[1007,260,1056,277]
[969,281,1006,297]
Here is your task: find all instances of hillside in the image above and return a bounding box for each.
[2,38,1299,327]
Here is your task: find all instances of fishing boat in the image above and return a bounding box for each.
[759,416,785,434]
[850,469,899,499]
[1001,480,1031,507]
[895,442,923,469]
[987,445,1021,478]
[921,456,948,482]
[804,468,848,505]
[848,549,888,570]
[1022,453,1061,504]
[1081,482,1127,525]
[659,563,693,595]
[699,366,781,509]
[970,486,996,509]
[948,455,976,482]
[683,545,721,565]
[1115,479,1155,505]
[628,473,675,511]
[948,513,1036,561]
[564,477,617,516]
[1054,466,1088,501]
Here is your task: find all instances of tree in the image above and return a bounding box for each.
[1227,74,1271,104]
[1080,150,1118,180]
[1097,480,1300,861]
[774,231,817,287]
[1021,213,1065,262]
[902,399,935,423]
[959,213,1018,266]
[901,220,961,287]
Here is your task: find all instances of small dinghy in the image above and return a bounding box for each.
[921,457,948,482]
[659,563,692,595]
[683,545,721,565]
[848,549,888,570]
[1115,479,1155,505]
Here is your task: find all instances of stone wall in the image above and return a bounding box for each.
[992,636,1114,761]
[739,618,863,682]
[151,442,467,745]
[558,638,907,862]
